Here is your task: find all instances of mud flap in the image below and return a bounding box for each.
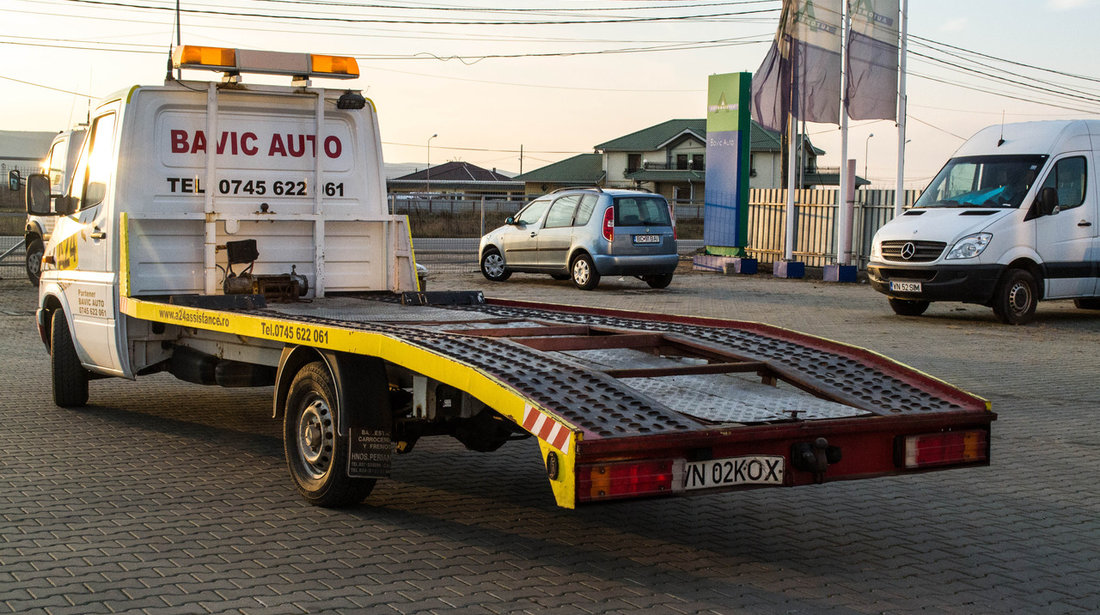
[321,352,394,479]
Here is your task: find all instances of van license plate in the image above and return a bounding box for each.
[633,234,660,244]
[683,456,785,491]
[890,281,922,293]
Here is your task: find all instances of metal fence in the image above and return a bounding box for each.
[394,189,920,269]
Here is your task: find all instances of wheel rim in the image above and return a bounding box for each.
[573,259,590,285]
[1007,280,1033,315]
[27,249,42,277]
[484,253,505,278]
[296,398,334,479]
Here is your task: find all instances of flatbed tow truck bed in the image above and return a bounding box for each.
[122,291,994,508]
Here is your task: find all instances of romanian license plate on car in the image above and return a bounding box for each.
[633,234,660,244]
[890,280,922,293]
[683,456,785,491]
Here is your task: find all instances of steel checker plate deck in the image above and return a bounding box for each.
[464,299,991,416]
[562,347,870,423]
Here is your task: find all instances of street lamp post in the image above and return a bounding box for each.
[426,133,438,202]
[864,133,874,183]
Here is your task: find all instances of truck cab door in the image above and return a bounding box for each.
[49,109,130,377]
[1032,154,1098,299]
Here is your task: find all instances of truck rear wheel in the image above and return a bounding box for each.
[992,269,1038,325]
[888,297,930,316]
[51,310,89,407]
[283,361,375,507]
[26,238,44,286]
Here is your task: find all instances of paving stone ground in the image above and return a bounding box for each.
[1,266,1098,614]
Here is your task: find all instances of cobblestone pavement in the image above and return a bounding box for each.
[2,268,1099,614]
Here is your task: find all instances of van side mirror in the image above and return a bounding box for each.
[8,170,20,192]
[25,174,55,216]
[505,216,515,225]
[1036,186,1059,216]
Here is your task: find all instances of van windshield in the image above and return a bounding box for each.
[914,155,1048,209]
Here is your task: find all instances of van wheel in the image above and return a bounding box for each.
[51,310,89,408]
[643,273,674,289]
[26,238,44,286]
[888,298,930,316]
[1074,297,1100,310]
[571,254,600,290]
[283,361,376,507]
[992,269,1038,325]
[480,249,511,282]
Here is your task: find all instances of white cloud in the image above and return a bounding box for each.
[939,18,968,32]
[1047,0,1094,9]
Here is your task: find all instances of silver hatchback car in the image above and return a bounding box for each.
[479,188,678,290]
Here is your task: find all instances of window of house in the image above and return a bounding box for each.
[676,154,688,170]
[692,154,704,170]
[627,153,641,173]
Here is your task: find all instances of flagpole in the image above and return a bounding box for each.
[836,0,851,266]
[895,0,909,216]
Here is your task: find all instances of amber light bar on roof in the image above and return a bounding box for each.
[171,46,359,80]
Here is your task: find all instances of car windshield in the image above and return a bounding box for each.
[614,196,671,226]
[914,155,1048,209]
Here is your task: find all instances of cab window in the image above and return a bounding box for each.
[1038,156,1086,210]
[514,198,550,226]
[69,113,117,211]
[544,195,580,228]
[44,138,69,194]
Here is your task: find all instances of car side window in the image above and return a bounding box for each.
[69,113,117,211]
[44,138,69,194]
[573,194,597,226]
[515,198,550,226]
[1038,156,1086,210]
[544,195,580,228]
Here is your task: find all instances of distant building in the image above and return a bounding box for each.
[1,130,57,177]
[387,161,524,200]
[516,119,867,201]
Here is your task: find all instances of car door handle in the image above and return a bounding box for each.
[529,232,537,237]
[1078,220,1092,227]
[90,228,106,239]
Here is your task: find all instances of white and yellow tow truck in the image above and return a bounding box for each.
[27,46,994,509]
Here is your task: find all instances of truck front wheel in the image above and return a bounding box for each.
[51,310,89,407]
[992,269,1038,325]
[283,361,375,507]
[26,238,44,286]
[888,297,930,316]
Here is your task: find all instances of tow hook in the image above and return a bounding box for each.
[792,438,843,484]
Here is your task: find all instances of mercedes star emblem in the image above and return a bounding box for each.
[900,242,917,260]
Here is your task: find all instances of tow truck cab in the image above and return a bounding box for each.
[868,120,1100,324]
[27,46,419,379]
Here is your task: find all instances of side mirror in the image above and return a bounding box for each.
[25,174,55,216]
[1036,186,1059,216]
[8,170,20,191]
[505,216,516,225]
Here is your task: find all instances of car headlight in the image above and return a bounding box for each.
[870,240,883,260]
[945,233,992,260]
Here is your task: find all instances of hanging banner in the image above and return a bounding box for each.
[847,0,901,120]
[752,0,844,132]
[704,72,752,255]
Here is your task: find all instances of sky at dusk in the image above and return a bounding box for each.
[3,0,1099,188]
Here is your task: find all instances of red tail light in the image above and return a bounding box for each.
[576,459,674,503]
[897,430,989,469]
[602,207,615,242]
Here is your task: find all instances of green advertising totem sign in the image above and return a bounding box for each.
[704,72,752,256]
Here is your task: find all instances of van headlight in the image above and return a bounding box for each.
[870,240,883,260]
[945,233,992,260]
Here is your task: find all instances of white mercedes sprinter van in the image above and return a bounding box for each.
[868,120,1099,324]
